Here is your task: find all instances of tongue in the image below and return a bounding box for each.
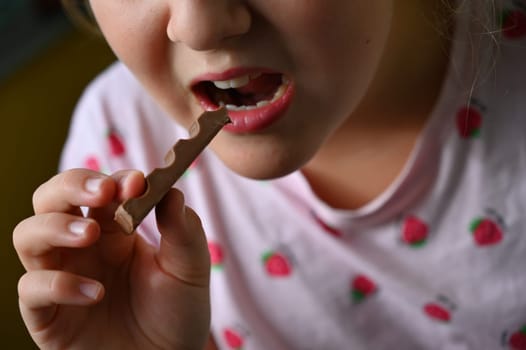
[235,73,282,97]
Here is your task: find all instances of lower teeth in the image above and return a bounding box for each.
[219,79,288,111]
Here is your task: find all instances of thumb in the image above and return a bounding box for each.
[155,189,210,287]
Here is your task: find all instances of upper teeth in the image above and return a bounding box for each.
[212,73,261,90]
[210,73,289,111]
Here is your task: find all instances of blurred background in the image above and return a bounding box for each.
[1,0,115,347]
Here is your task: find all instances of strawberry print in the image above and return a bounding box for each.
[107,128,126,156]
[469,217,503,246]
[423,303,451,323]
[182,158,200,178]
[456,105,482,139]
[401,215,429,247]
[311,210,343,237]
[351,274,377,303]
[262,251,292,277]
[208,241,224,270]
[224,328,245,350]
[509,325,526,350]
[84,155,101,172]
[502,8,526,39]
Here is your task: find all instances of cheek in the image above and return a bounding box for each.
[90,2,195,124]
[286,2,392,112]
[91,3,166,71]
[274,1,391,51]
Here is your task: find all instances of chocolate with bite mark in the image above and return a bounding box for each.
[114,108,230,234]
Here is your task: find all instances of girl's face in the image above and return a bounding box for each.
[89,0,394,179]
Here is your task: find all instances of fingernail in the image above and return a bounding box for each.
[85,178,104,194]
[79,283,101,300]
[68,220,89,236]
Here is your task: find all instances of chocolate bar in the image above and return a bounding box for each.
[114,108,231,234]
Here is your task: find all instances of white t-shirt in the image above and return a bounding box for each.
[60,2,526,349]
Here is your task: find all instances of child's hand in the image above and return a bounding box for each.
[13,169,212,349]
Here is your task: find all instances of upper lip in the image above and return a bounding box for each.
[189,66,281,87]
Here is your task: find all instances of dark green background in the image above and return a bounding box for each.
[1,2,115,347]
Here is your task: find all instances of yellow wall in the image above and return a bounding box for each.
[0,28,115,348]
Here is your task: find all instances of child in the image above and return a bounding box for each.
[13,0,526,349]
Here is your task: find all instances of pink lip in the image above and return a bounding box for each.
[190,68,295,133]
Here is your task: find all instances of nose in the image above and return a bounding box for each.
[167,0,251,51]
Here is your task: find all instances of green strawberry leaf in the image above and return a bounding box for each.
[470,128,481,138]
[469,217,483,233]
[261,251,273,263]
[410,240,427,248]
[352,290,365,303]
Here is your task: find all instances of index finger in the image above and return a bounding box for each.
[32,169,116,215]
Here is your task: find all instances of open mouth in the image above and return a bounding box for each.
[192,72,290,111]
[191,70,294,133]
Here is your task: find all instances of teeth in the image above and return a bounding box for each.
[273,84,287,100]
[221,81,288,111]
[214,74,290,111]
[212,75,250,89]
[256,100,270,108]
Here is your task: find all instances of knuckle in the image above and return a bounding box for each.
[48,271,69,303]
[12,218,28,250]
[32,171,74,213]
[55,168,95,196]
[59,169,80,194]
[12,216,47,257]
[17,272,32,299]
[32,181,47,213]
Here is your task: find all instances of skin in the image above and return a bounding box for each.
[14,0,453,348]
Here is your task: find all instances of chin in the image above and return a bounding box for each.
[225,155,301,180]
[215,143,309,181]
[210,117,323,180]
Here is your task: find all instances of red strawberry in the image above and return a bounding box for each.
[402,215,428,247]
[107,128,126,156]
[510,326,526,350]
[456,106,482,139]
[208,242,224,269]
[311,211,343,237]
[224,328,244,349]
[470,218,503,246]
[423,303,451,323]
[262,251,292,277]
[84,156,101,172]
[502,9,526,39]
[351,275,377,303]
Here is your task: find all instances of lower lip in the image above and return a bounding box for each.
[198,82,295,133]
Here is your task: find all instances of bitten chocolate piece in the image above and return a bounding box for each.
[114,108,230,234]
